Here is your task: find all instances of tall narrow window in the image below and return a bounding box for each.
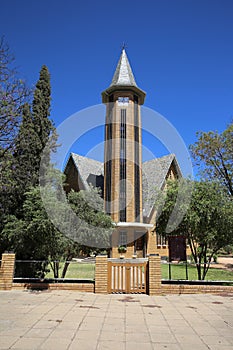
[134,96,140,221]
[119,231,127,247]
[105,99,113,214]
[120,109,126,222]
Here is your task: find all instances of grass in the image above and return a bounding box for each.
[161,263,233,281]
[45,262,95,279]
[45,261,233,282]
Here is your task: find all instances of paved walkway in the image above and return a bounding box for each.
[0,290,233,350]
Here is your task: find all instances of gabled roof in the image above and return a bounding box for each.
[142,154,182,218]
[64,152,182,219]
[67,153,104,190]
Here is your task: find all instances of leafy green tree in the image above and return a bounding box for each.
[156,179,233,280]
[68,188,113,255]
[2,185,113,278]
[0,150,18,236]
[190,123,233,196]
[1,187,79,278]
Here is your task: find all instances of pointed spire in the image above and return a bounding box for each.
[110,49,137,87]
[102,48,146,105]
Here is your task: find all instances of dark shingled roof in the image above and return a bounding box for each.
[142,154,181,218]
[70,153,104,190]
[66,152,181,218]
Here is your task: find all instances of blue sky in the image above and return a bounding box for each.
[1,0,233,176]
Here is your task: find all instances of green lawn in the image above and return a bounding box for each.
[45,261,233,282]
[161,263,233,281]
[45,262,95,279]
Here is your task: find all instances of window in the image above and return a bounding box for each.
[156,234,167,246]
[118,96,129,106]
[119,231,127,247]
[134,96,140,221]
[119,109,127,222]
[105,103,113,214]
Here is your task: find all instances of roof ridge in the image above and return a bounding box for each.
[142,153,175,165]
[71,152,103,164]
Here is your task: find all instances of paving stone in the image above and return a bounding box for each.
[151,332,177,344]
[97,340,126,350]
[0,290,233,350]
[24,328,53,338]
[126,342,153,350]
[11,337,45,350]
[69,337,98,350]
[126,331,151,343]
[38,336,71,350]
[0,336,19,349]
[200,335,231,346]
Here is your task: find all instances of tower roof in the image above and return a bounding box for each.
[102,49,146,104]
[110,49,137,87]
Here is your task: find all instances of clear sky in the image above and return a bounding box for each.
[1,0,233,175]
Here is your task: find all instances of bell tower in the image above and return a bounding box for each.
[102,49,146,226]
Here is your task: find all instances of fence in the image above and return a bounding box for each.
[108,259,148,293]
[1,253,233,295]
[14,259,95,281]
[161,260,233,283]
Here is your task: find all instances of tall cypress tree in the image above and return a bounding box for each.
[15,65,56,185]
[14,104,40,193]
[12,66,57,215]
[32,65,54,152]
[32,65,57,179]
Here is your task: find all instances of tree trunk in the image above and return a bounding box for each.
[61,261,70,279]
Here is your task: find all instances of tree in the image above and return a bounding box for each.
[1,185,113,278]
[68,188,113,255]
[0,150,18,234]
[190,123,233,196]
[1,66,57,218]
[14,103,41,186]
[0,37,30,157]
[15,65,57,185]
[156,179,233,280]
[1,186,80,278]
[32,65,55,150]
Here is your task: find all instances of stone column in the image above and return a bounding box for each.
[95,255,108,294]
[0,253,16,290]
[148,254,161,295]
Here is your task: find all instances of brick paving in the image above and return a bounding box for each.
[0,290,233,350]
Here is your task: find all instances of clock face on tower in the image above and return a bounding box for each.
[118,97,129,106]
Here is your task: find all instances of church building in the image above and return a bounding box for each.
[64,49,189,260]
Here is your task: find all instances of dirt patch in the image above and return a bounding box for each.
[210,257,233,271]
